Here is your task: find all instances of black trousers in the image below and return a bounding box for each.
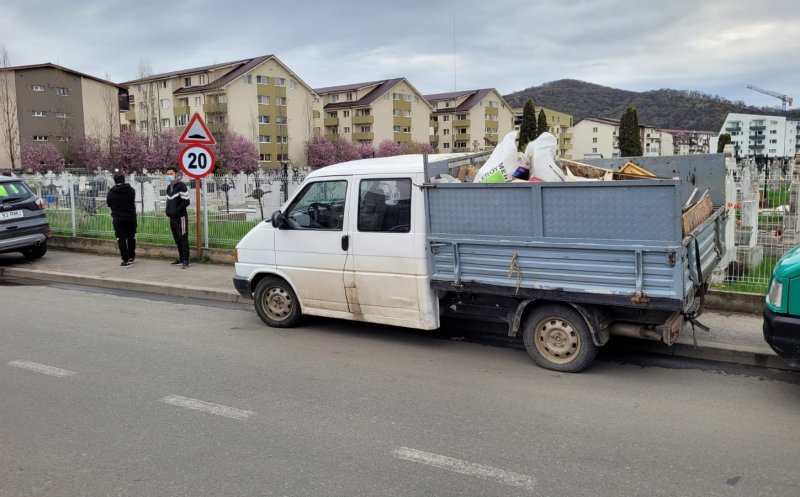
[112,218,137,262]
[169,215,190,262]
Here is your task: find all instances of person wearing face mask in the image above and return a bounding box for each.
[165,166,191,268]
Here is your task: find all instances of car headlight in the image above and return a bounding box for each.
[767,279,783,309]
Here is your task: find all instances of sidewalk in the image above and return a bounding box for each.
[1,249,796,372]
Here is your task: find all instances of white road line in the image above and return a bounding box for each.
[392,447,536,491]
[8,360,76,377]
[159,395,253,420]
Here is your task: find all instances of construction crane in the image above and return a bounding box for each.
[746,84,793,114]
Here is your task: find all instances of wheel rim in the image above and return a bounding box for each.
[263,286,293,320]
[534,317,581,364]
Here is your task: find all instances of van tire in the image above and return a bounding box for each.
[254,277,301,328]
[522,304,598,373]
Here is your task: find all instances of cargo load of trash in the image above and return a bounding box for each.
[434,130,715,236]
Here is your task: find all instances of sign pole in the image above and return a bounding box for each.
[195,179,202,259]
[203,178,209,249]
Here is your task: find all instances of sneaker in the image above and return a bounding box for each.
[129,258,135,265]
[120,261,132,267]
[181,261,190,269]
[170,259,182,265]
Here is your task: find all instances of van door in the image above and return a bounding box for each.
[344,176,433,328]
[275,177,350,313]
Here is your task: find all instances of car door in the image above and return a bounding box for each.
[343,175,433,327]
[275,177,350,313]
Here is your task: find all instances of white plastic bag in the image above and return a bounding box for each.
[524,132,564,182]
[474,130,519,183]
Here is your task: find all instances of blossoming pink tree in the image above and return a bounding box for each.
[21,142,64,173]
[110,129,148,174]
[219,131,259,174]
[305,135,337,168]
[145,128,182,173]
[375,139,403,157]
[72,137,108,170]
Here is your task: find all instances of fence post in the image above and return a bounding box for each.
[68,175,77,237]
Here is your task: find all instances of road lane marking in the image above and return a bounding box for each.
[392,447,536,491]
[8,360,76,377]
[159,395,253,420]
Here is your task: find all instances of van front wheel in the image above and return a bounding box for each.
[254,277,301,328]
[522,304,598,373]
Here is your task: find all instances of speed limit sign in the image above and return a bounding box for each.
[179,144,216,179]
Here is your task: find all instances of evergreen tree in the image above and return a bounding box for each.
[536,109,549,137]
[518,98,537,151]
[717,133,731,153]
[618,106,643,157]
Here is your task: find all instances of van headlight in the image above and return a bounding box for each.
[767,279,783,309]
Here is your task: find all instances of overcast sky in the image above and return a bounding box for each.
[2,0,798,110]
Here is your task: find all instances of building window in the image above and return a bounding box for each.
[593,127,598,133]
[259,135,271,143]
[160,81,167,89]
[443,129,450,135]
[404,110,411,117]
[443,143,450,149]
[361,126,371,133]
[56,87,69,96]
[258,115,270,124]
[327,111,338,118]
[290,80,297,90]
[55,112,71,119]
[393,125,401,132]
[184,77,192,87]
[276,116,287,124]
[355,109,370,116]
[32,110,46,117]
[175,114,189,126]
[161,118,171,127]
[274,77,286,86]
[330,94,339,103]
[593,137,598,143]
[393,109,401,117]
[33,135,48,141]
[256,75,268,84]
[276,97,287,106]
[592,147,597,153]
[243,74,252,84]
[160,99,170,108]
[31,85,45,92]
[346,92,353,101]
[442,115,450,122]
[457,114,468,120]
[260,153,271,162]
[139,121,148,130]
[194,96,202,106]
[343,110,350,117]
[199,74,207,85]
[257,95,270,105]
[343,127,351,133]
[56,136,71,142]
[277,136,288,144]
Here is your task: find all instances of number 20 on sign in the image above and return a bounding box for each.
[179,144,216,179]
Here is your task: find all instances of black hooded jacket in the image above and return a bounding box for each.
[106,183,136,220]
[166,177,190,218]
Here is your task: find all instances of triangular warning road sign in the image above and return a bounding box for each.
[179,113,216,145]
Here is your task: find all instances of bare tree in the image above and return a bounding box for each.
[136,59,159,147]
[87,71,122,158]
[0,45,20,170]
[53,66,78,163]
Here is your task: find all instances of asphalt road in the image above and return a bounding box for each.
[1,281,799,497]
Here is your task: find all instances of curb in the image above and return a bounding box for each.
[705,290,764,315]
[1,267,248,304]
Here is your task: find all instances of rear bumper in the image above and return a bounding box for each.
[0,232,48,254]
[763,306,800,367]
[233,275,253,299]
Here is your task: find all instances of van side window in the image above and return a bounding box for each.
[285,180,347,230]
[357,179,411,233]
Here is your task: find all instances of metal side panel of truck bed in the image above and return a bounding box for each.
[424,179,726,312]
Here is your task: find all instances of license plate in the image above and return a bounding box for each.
[0,209,23,221]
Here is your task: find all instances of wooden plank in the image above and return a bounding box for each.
[682,195,713,236]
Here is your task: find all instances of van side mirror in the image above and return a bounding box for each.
[271,210,286,228]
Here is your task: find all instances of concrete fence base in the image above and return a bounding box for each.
[49,236,234,264]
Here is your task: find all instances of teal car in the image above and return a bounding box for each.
[763,244,800,367]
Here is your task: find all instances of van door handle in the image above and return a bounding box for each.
[341,235,349,251]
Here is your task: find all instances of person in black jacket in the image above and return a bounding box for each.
[165,166,191,268]
[106,172,137,267]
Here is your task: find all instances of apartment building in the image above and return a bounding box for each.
[662,129,717,155]
[573,117,673,159]
[122,55,318,169]
[0,63,126,170]
[313,78,432,147]
[717,113,800,160]
[425,89,513,152]
[512,106,574,159]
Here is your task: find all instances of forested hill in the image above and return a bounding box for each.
[503,79,799,131]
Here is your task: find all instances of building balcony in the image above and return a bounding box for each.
[453,147,471,152]
[454,133,471,142]
[393,132,411,142]
[203,102,227,113]
[124,110,136,122]
[393,116,412,127]
[352,115,374,125]
[725,126,741,132]
[207,122,227,135]
[324,117,339,126]
[430,135,439,143]
[430,119,438,128]
[313,110,320,119]
[392,100,411,111]
[352,132,374,141]
[173,106,190,116]
[453,119,470,127]
[324,133,339,141]
[751,144,765,150]
[750,125,766,131]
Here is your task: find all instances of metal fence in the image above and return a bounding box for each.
[716,156,800,294]
[20,169,306,249]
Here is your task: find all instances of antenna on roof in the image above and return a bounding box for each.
[453,11,457,91]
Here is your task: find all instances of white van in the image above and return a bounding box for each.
[233,154,451,331]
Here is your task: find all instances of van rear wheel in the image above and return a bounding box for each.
[254,277,301,328]
[522,304,598,373]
